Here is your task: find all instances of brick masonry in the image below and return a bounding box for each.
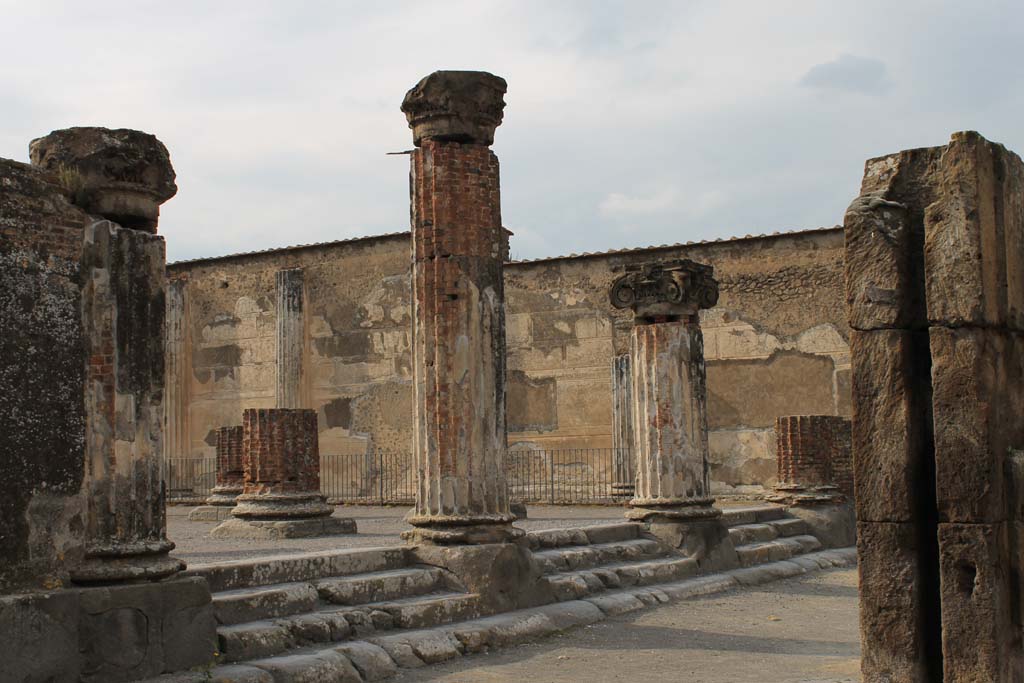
[774,415,853,497]
[215,425,245,491]
[242,408,321,496]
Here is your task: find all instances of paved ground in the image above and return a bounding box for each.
[168,504,627,564]
[395,568,861,683]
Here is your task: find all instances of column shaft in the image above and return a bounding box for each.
[610,353,636,496]
[627,319,714,519]
[276,267,305,409]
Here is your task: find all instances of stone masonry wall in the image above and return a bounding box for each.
[166,227,849,493]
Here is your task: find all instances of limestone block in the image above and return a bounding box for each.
[925,131,1024,330]
[850,329,933,523]
[250,650,361,683]
[333,641,397,681]
[856,522,938,683]
[930,327,1024,523]
[0,590,81,682]
[937,522,1023,682]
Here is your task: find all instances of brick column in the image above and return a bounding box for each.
[400,71,519,545]
[212,409,355,538]
[29,128,185,584]
[189,425,244,521]
[610,353,636,498]
[768,415,852,505]
[275,267,306,409]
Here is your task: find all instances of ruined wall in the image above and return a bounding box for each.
[168,228,849,493]
[0,157,90,591]
[166,233,413,466]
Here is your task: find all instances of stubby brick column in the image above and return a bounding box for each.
[400,71,519,544]
[188,425,244,521]
[768,415,851,504]
[845,131,1024,681]
[610,260,736,569]
[610,353,636,498]
[30,127,185,583]
[212,408,355,538]
[276,267,306,409]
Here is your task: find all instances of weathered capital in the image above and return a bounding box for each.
[401,70,507,146]
[610,259,719,320]
[29,126,177,232]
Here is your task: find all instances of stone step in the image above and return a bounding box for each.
[315,566,452,606]
[533,538,669,574]
[734,535,822,567]
[213,581,321,626]
[547,556,699,601]
[217,591,482,663]
[525,522,640,550]
[186,546,409,592]
[727,518,808,547]
[720,504,788,527]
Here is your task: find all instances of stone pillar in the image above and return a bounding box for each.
[30,128,185,583]
[400,71,519,545]
[610,260,735,569]
[845,131,1024,682]
[610,353,635,498]
[165,276,193,498]
[276,267,306,409]
[211,409,356,538]
[768,415,851,504]
[188,425,244,521]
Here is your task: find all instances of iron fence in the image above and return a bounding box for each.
[163,447,632,506]
[166,457,217,500]
[321,451,416,505]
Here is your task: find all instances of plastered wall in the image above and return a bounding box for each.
[167,227,850,493]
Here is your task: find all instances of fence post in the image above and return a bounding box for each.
[378,449,385,505]
[549,451,555,505]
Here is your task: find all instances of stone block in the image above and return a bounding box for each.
[250,650,360,683]
[925,131,1024,331]
[930,327,1024,523]
[856,521,939,683]
[77,577,216,682]
[210,516,357,540]
[334,642,397,682]
[850,329,933,522]
[937,522,1023,682]
[0,590,81,683]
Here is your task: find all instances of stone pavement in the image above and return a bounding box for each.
[394,568,861,683]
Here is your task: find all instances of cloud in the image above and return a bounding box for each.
[799,54,891,95]
[599,188,678,216]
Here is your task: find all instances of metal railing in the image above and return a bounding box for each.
[164,447,632,506]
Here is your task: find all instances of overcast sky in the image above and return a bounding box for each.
[2,1,1021,262]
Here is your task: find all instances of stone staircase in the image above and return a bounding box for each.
[184,547,485,666]
[151,504,840,682]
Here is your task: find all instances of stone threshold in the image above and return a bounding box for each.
[148,547,856,683]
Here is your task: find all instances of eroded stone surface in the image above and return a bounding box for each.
[401,71,507,147]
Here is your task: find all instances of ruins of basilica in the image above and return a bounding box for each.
[1,70,1022,682]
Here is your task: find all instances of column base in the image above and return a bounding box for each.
[70,540,185,584]
[204,485,243,507]
[403,513,523,545]
[764,484,844,507]
[187,505,235,522]
[625,496,720,522]
[231,491,334,519]
[611,482,636,499]
[210,516,358,540]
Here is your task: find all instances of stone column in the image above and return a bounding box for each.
[610,259,735,569]
[165,276,193,498]
[30,127,185,583]
[610,353,636,498]
[845,132,1024,682]
[276,267,306,409]
[400,71,519,545]
[188,425,244,521]
[211,409,356,538]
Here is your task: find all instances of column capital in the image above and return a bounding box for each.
[401,71,507,147]
[29,127,177,233]
[610,258,719,321]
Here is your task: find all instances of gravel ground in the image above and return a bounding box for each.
[168,504,629,564]
[395,568,862,683]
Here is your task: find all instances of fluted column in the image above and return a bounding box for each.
[608,259,721,523]
[400,71,519,545]
[610,353,636,498]
[276,267,305,409]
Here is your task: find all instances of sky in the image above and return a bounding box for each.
[2,1,1022,263]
